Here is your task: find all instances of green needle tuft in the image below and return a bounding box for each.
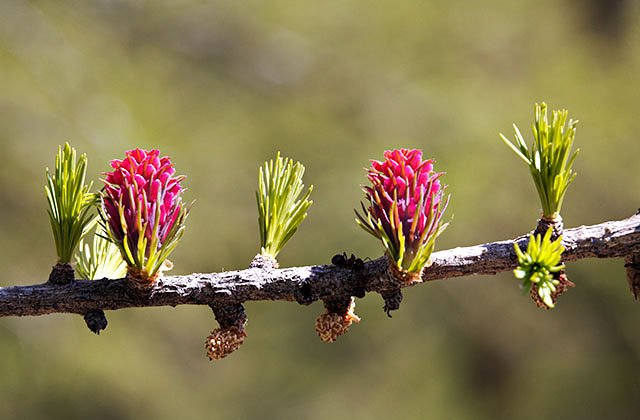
[45,143,96,264]
[256,152,313,259]
[501,103,579,219]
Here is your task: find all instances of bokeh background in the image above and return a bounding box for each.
[1,0,639,419]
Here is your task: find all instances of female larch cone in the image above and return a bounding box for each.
[101,149,189,286]
[356,148,449,277]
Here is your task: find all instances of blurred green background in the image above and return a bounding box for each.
[1,0,639,419]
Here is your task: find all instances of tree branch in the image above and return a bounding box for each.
[1,211,639,318]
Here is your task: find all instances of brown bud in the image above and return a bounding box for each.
[205,326,247,361]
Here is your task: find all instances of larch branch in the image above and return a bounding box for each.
[1,211,639,318]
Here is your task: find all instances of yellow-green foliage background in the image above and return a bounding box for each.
[1,1,639,419]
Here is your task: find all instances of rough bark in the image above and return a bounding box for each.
[1,211,639,318]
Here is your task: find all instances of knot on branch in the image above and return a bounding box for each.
[315,296,360,343]
[205,303,248,361]
[625,254,640,300]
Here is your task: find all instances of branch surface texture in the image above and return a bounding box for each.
[1,212,639,317]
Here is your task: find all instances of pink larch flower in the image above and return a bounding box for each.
[100,149,189,284]
[356,149,449,279]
